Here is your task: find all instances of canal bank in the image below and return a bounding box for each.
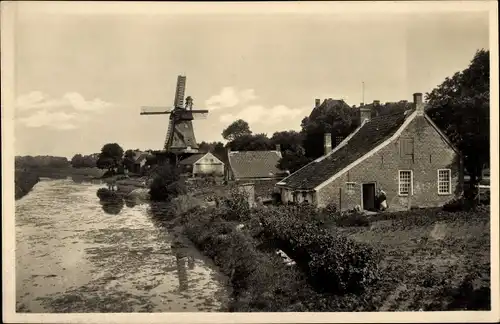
[15,179,230,313]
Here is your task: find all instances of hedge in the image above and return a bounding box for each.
[258,205,381,294]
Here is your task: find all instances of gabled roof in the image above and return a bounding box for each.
[228,150,283,179]
[132,152,150,164]
[278,110,414,190]
[179,152,225,165]
[178,153,205,165]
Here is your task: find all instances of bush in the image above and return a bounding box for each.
[258,205,381,294]
[149,164,186,201]
[333,211,371,227]
[181,208,314,312]
[217,186,251,222]
[443,197,475,212]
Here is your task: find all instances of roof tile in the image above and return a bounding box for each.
[280,110,413,190]
[229,151,283,179]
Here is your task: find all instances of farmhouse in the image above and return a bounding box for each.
[178,152,225,177]
[128,151,151,174]
[276,93,463,211]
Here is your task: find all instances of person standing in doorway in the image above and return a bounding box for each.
[378,188,388,211]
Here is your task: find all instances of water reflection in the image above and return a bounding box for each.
[100,197,124,215]
[124,197,138,209]
[172,244,196,292]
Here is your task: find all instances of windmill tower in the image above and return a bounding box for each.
[140,76,209,161]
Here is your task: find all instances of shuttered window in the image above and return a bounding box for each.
[400,138,414,161]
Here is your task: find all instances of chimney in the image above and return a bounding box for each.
[360,102,364,106]
[275,144,281,152]
[413,92,424,115]
[360,106,371,123]
[324,133,332,155]
[373,100,380,106]
[315,99,321,108]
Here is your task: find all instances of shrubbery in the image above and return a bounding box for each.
[149,164,186,202]
[258,205,381,294]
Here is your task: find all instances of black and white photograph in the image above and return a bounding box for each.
[2,1,498,323]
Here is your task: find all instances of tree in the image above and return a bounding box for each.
[270,130,304,153]
[277,149,312,173]
[123,149,136,171]
[71,154,84,168]
[227,133,274,151]
[222,119,252,141]
[97,143,124,172]
[426,49,490,186]
[301,100,356,159]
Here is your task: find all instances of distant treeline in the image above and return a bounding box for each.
[71,153,100,168]
[15,155,70,169]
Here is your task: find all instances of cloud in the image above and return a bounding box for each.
[15,91,114,113]
[219,104,309,126]
[205,87,257,111]
[17,110,78,130]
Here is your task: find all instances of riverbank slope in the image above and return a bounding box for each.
[158,190,491,312]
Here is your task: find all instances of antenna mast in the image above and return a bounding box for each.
[362,81,365,105]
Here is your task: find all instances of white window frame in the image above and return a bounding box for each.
[398,170,413,196]
[437,169,452,195]
[346,182,356,195]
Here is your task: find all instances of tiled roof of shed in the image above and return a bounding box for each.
[229,150,283,179]
[178,153,205,165]
[280,109,414,190]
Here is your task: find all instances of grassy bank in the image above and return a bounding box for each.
[157,189,491,312]
[15,169,40,200]
[15,166,106,200]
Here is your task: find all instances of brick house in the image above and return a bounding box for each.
[276,93,463,212]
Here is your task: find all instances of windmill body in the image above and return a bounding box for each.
[140,75,208,157]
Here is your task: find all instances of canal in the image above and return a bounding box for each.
[15,178,230,313]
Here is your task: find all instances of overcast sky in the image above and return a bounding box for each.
[11,2,490,158]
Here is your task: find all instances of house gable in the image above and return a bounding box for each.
[315,113,461,210]
[195,152,224,165]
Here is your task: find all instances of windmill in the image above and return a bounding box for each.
[140,75,209,162]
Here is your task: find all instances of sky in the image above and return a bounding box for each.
[11,2,490,158]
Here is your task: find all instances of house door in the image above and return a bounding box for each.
[362,183,376,211]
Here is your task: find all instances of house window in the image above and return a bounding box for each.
[346,182,356,195]
[398,170,413,196]
[438,169,452,195]
[400,138,414,161]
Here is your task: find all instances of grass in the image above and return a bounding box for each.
[15,169,40,200]
[329,208,491,311]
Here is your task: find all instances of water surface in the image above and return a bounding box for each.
[15,179,229,313]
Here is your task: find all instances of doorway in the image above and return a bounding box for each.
[362,183,376,211]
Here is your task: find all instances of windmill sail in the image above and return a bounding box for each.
[140,107,173,115]
[174,76,187,108]
[163,119,175,150]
